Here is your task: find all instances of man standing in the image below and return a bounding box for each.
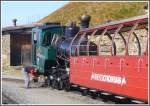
[22,66,38,88]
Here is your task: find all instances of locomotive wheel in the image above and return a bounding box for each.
[49,75,54,86]
[51,80,55,88]
[64,80,71,92]
[49,79,52,86]
[57,80,63,90]
[52,80,58,89]
[65,84,71,92]
[44,78,49,87]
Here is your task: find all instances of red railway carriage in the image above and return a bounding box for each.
[69,15,148,102]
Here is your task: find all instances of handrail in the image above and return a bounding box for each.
[125,22,139,55]
[80,15,147,33]
[69,32,81,56]
[144,29,148,56]
[111,24,123,56]
[97,28,108,56]
[70,16,148,57]
[87,29,98,56]
[77,33,86,56]
[133,32,141,56]
[118,32,127,55]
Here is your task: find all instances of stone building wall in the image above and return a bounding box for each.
[2,34,10,71]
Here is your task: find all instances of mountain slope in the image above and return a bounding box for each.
[40,2,147,27]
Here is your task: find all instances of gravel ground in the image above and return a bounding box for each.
[2,93,18,104]
[2,79,114,104]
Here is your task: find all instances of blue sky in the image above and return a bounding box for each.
[1,1,69,27]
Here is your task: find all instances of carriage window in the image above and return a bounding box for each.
[88,35,97,56]
[79,38,88,56]
[33,31,41,44]
[128,32,140,56]
[97,34,112,55]
[33,32,37,43]
[113,32,126,55]
[43,31,52,46]
[133,29,148,56]
[70,33,82,56]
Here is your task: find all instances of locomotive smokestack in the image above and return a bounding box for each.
[80,11,91,29]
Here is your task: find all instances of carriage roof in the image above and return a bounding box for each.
[79,15,148,33]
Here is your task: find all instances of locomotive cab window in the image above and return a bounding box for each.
[42,31,52,46]
[33,32,38,44]
[33,31,41,45]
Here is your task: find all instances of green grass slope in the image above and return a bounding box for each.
[40,2,147,27]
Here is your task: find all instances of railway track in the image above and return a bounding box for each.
[2,77,24,83]
[2,77,147,104]
[67,85,147,104]
[2,93,18,104]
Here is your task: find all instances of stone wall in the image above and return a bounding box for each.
[2,34,10,71]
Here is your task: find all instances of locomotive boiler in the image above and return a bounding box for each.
[30,14,148,103]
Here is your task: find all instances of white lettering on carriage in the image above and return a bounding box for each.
[91,72,126,85]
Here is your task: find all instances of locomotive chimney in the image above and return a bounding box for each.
[12,18,17,27]
[80,11,91,29]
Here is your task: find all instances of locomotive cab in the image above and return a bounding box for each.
[31,24,66,74]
